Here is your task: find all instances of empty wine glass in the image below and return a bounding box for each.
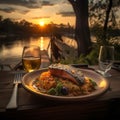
[97,45,114,77]
[22,45,41,72]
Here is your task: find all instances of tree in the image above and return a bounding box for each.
[89,0,120,45]
[103,0,120,44]
[68,0,92,57]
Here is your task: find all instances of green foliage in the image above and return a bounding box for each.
[60,41,120,65]
[59,21,120,65]
[74,45,99,65]
[91,23,120,59]
[60,44,99,65]
[113,43,120,60]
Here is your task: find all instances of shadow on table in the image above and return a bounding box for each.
[0,61,23,71]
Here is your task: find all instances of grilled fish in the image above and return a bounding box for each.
[49,64,85,85]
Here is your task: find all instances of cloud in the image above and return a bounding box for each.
[0,0,72,15]
[57,11,75,17]
[0,7,15,13]
[0,4,30,14]
[32,16,50,19]
[0,0,55,9]
[0,0,39,9]
[41,1,54,6]
[19,9,30,14]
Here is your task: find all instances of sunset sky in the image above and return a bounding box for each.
[0,0,75,26]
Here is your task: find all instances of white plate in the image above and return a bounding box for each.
[21,68,109,101]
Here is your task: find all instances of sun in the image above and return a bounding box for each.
[39,21,45,27]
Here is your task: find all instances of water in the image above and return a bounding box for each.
[0,36,50,67]
[0,36,77,67]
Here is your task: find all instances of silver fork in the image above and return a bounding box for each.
[6,72,22,109]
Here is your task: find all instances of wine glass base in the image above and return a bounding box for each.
[96,70,112,77]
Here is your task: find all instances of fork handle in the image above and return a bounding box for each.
[6,84,18,109]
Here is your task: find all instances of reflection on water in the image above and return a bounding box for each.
[0,36,50,66]
[0,36,77,67]
[40,37,44,50]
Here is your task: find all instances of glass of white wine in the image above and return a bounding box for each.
[22,45,41,72]
[97,45,114,77]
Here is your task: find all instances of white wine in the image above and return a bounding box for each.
[22,57,41,72]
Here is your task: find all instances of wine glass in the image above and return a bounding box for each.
[22,45,41,72]
[97,45,114,77]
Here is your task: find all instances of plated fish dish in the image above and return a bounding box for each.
[33,64,97,96]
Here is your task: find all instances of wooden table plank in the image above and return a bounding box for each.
[0,69,120,120]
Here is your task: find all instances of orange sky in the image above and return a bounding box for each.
[0,0,75,26]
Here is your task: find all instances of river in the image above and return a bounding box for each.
[0,36,77,68]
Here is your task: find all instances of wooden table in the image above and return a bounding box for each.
[0,68,120,120]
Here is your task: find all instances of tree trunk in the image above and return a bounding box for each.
[103,0,113,45]
[68,0,91,57]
